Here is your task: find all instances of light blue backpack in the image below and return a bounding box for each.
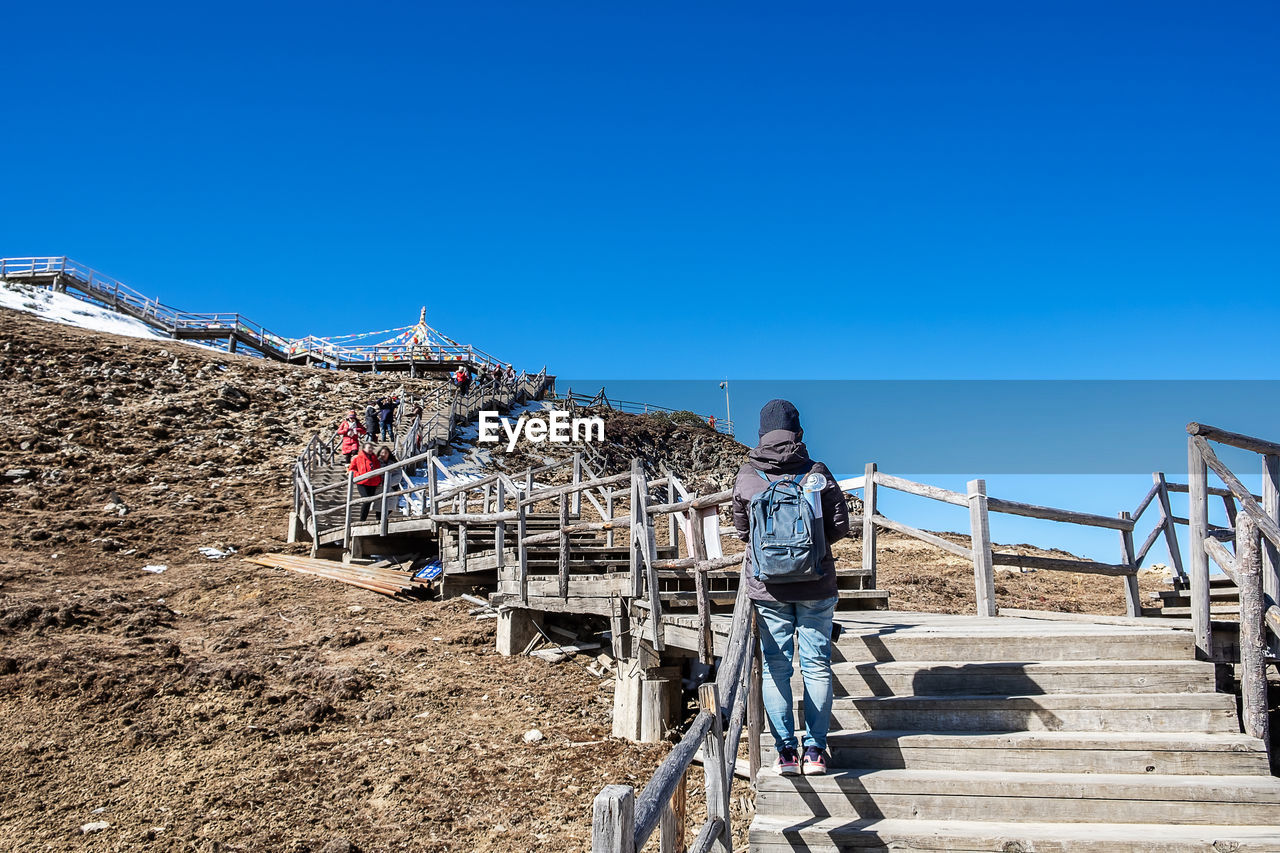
[749,470,824,583]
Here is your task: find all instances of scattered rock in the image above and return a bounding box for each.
[80,820,110,834]
[522,728,544,743]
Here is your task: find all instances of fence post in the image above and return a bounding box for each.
[591,785,636,853]
[747,613,763,785]
[1237,513,1269,752]
[698,683,731,853]
[1119,511,1140,617]
[659,772,687,853]
[343,472,355,550]
[1154,472,1186,582]
[1187,435,1213,659]
[630,460,644,599]
[495,478,506,572]
[861,462,878,587]
[518,486,529,605]
[606,488,616,548]
[1263,455,1280,657]
[426,450,437,517]
[559,491,570,599]
[967,479,996,617]
[572,452,583,517]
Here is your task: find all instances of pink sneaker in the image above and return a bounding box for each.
[802,747,828,775]
[775,747,800,776]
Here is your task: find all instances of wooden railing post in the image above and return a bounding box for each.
[1187,435,1213,659]
[1119,511,1140,617]
[747,613,763,785]
[861,462,878,587]
[1237,513,1269,752]
[1263,454,1280,657]
[426,450,437,517]
[659,771,687,853]
[572,452,583,517]
[1154,472,1186,581]
[630,460,644,599]
[518,485,529,605]
[606,487,616,548]
[495,478,506,571]
[343,472,355,550]
[591,785,636,853]
[698,683,731,853]
[559,491,570,599]
[967,479,996,616]
[379,474,390,536]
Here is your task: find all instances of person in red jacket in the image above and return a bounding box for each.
[337,411,367,463]
[349,442,383,522]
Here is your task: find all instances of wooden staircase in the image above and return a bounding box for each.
[750,612,1280,852]
[1147,575,1242,620]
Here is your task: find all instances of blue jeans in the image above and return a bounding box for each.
[754,596,837,753]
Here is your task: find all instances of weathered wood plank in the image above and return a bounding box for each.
[968,479,996,617]
[592,785,635,853]
[873,514,971,559]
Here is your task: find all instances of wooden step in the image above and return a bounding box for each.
[788,659,1217,697]
[830,625,1196,663]
[749,816,1280,852]
[1153,587,1240,603]
[759,730,1270,775]
[815,692,1240,733]
[1149,604,1241,618]
[661,589,889,607]
[753,768,1280,824]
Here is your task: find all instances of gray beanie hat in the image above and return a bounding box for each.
[758,399,802,438]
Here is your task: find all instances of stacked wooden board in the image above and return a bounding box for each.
[247,553,430,597]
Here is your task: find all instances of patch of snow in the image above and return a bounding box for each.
[0,280,165,340]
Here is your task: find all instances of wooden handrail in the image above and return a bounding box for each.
[1188,422,1280,458]
[1192,435,1280,552]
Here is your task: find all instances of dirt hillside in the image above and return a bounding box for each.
[0,307,1163,851]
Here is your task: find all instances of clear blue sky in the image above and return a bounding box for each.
[3,1,1276,381]
[4,2,1277,564]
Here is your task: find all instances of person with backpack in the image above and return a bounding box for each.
[732,399,850,777]
[378,396,396,440]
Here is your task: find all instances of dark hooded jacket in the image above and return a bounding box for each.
[732,429,850,603]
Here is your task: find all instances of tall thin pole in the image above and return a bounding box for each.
[719,380,731,432]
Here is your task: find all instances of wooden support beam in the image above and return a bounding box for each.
[1188,435,1212,659]
[872,514,971,559]
[1188,422,1280,458]
[1237,514,1270,753]
[1119,511,1141,618]
[862,462,878,588]
[968,479,996,617]
[1155,472,1186,581]
[592,786,636,853]
[697,683,731,853]
[1264,454,1280,657]
[558,491,570,599]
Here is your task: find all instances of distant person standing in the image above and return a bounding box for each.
[504,364,516,384]
[336,410,366,463]
[363,403,378,439]
[349,442,383,522]
[732,399,849,777]
[453,366,471,395]
[378,396,396,440]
